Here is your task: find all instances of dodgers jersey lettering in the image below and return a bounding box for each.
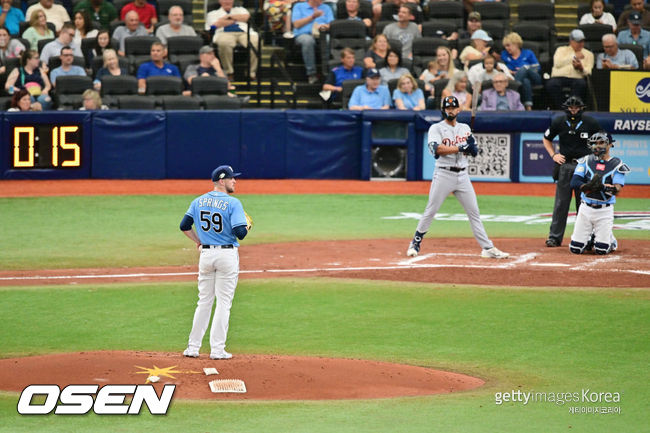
[428,119,472,168]
[185,191,247,246]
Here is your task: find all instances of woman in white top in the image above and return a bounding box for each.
[73,10,98,47]
[579,0,616,31]
[419,45,456,92]
[441,71,472,111]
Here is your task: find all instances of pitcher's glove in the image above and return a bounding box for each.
[581,173,603,193]
[244,211,253,231]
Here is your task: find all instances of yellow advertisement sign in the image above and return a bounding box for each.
[609,71,650,112]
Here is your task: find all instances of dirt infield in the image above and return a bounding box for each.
[1,238,648,288]
[0,351,484,401]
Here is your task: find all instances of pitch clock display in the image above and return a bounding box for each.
[11,125,82,169]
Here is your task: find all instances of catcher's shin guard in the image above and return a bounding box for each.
[569,240,585,254]
[594,241,611,255]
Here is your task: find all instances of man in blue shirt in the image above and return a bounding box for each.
[136,41,181,94]
[291,0,334,84]
[0,0,25,36]
[348,67,391,110]
[322,47,363,102]
[597,33,639,69]
[49,46,87,86]
[616,11,650,58]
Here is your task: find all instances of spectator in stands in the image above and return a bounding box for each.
[0,0,25,36]
[87,29,110,64]
[363,34,390,70]
[348,67,391,110]
[467,53,512,88]
[441,71,471,110]
[136,41,181,94]
[617,0,650,30]
[382,4,420,60]
[479,72,524,111]
[184,45,233,89]
[459,29,492,67]
[49,46,86,86]
[378,49,409,84]
[93,48,127,90]
[8,88,42,111]
[500,32,541,111]
[617,12,650,58]
[41,23,82,64]
[546,29,593,110]
[419,45,456,92]
[120,0,158,33]
[322,47,363,101]
[73,10,98,47]
[26,0,70,33]
[22,9,54,51]
[80,89,108,109]
[454,11,482,40]
[4,49,52,110]
[264,0,296,39]
[74,0,118,31]
[342,0,372,29]
[292,0,334,84]
[393,73,425,110]
[207,0,259,81]
[0,27,25,74]
[579,0,617,31]
[598,33,639,69]
[113,10,147,56]
[155,6,196,46]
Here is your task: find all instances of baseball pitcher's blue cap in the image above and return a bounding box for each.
[211,165,241,181]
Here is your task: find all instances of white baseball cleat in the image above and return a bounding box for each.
[481,247,510,259]
[210,351,233,360]
[183,348,199,358]
[406,246,418,257]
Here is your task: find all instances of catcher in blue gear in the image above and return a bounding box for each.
[568,131,629,255]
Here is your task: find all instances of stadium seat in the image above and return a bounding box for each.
[190,76,229,96]
[428,1,464,28]
[341,78,364,109]
[162,95,202,110]
[117,95,156,109]
[54,75,93,110]
[202,95,245,110]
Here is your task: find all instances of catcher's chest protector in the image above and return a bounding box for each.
[584,156,621,200]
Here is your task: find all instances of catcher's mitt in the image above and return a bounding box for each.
[582,173,603,193]
[244,211,253,231]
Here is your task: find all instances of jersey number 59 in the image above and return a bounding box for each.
[199,211,223,233]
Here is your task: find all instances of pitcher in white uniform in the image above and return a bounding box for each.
[406,96,510,259]
[180,165,249,360]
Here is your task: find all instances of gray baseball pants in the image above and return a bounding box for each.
[416,168,493,250]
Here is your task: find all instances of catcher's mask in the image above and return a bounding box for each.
[588,131,613,158]
[441,95,459,121]
[562,96,586,122]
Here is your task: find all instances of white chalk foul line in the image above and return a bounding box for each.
[570,255,622,271]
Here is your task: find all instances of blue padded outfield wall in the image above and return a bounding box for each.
[1,110,648,184]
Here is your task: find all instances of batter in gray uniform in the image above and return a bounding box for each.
[406,96,509,259]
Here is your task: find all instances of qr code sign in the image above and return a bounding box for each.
[468,134,510,179]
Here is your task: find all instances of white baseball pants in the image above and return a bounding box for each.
[416,168,493,250]
[570,205,615,252]
[187,247,239,353]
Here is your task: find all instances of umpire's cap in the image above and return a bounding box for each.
[562,95,585,108]
[212,165,241,181]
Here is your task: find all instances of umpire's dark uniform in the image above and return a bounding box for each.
[543,112,601,246]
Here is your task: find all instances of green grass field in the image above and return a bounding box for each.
[0,193,648,432]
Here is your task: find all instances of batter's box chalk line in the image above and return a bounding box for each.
[209,379,246,393]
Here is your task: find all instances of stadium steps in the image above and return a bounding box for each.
[506,0,578,39]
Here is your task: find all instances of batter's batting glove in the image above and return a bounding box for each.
[466,135,475,146]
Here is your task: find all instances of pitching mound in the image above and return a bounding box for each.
[0,351,484,400]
